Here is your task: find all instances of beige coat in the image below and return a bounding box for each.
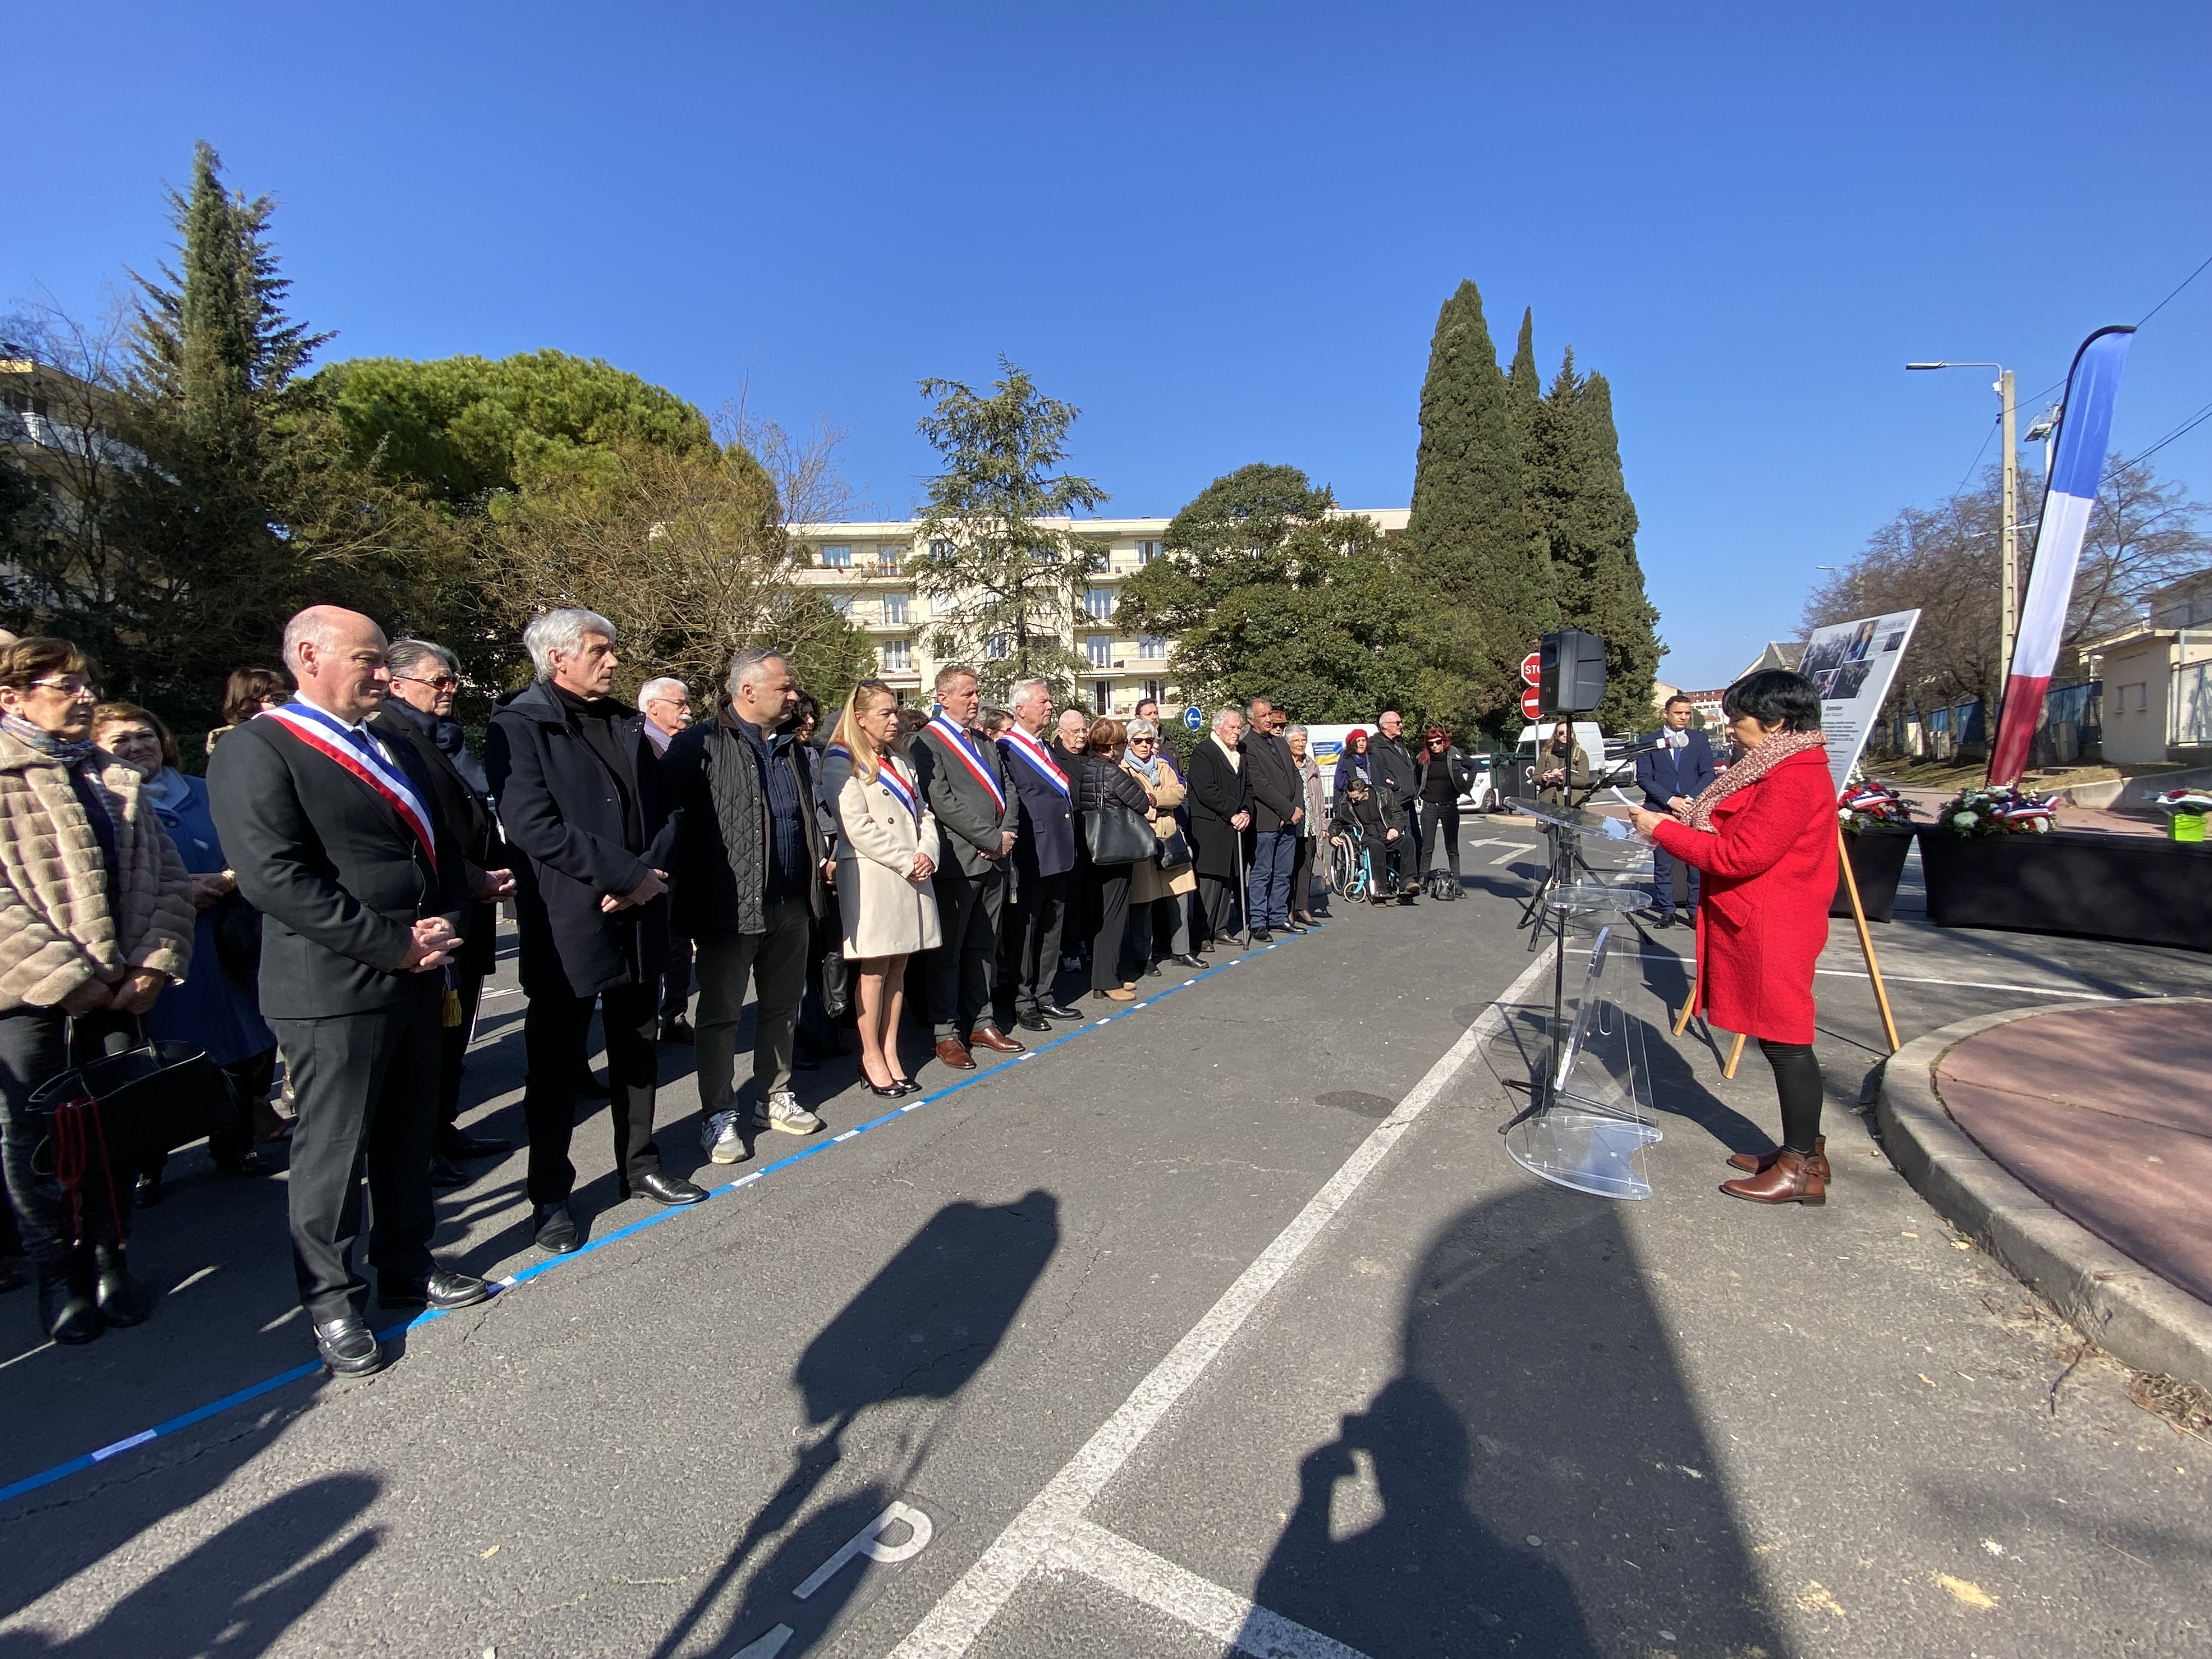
[0,729,196,1011]
[826,748,943,961]
[1125,758,1197,903]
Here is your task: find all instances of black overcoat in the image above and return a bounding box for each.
[1183,737,1252,881]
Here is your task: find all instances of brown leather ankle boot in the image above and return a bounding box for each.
[1726,1135,1828,1180]
[1720,1147,1826,1205]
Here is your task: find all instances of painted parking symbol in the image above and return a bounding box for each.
[722,1499,940,1657]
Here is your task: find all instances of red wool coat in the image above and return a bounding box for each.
[1651,746,1836,1045]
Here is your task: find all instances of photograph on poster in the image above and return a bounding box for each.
[1803,608,1921,790]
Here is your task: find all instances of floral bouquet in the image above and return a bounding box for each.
[1939,785,2058,837]
[1837,782,1915,836]
[2152,787,2212,815]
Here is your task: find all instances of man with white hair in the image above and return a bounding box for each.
[210,605,486,1375]
[487,609,702,1256]
[1183,706,1254,949]
[992,676,1081,1033]
[636,675,695,1038]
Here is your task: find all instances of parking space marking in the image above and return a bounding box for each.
[1049,1517,1370,1659]
[885,951,1553,1659]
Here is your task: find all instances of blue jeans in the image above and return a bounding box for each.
[1246,827,1296,929]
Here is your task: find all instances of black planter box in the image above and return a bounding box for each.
[1830,826,1915,923]
[1917,826,2212,951]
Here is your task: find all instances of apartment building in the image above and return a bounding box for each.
[787,510,1409,717]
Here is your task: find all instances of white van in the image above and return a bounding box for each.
[1300,724,1505,814]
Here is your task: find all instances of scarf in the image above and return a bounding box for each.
[1125,749,1165,786]
[1682,729,1828,831]
[3,712,102,768]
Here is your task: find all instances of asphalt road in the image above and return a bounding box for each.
[3,832,2207,1658]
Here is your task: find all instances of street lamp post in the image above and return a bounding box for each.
[1907,360,2019,697]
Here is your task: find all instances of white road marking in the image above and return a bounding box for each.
[1564,947,2131,1001]
[885,951,1554,1658]
[1489,844,1535,864]
[794,1500,934,1598]
[1050,1518,1370,1659]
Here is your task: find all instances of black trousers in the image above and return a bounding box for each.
[661,936,694,1024]
[996,870,1068,1022]
[1289,834,1316,917]
[267,986,443,1320]
[1091,865,1133,990]
[1418,800,1462,878]
[207,1046,279,1167]
[1197,873,1242,944]
[0,1007,140,1266]
[437,969,486,1130]
[928,866,1005,1040]
[521,980,661,1207]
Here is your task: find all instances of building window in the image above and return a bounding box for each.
[929,539,953,561]
[881,639,913,673]
[1137,634,1165,661]
[876,545,903,571]
[821,544,851,568]
[1141,679,1164,707]
[1085,588,1115,620]
[829,593,853,616]
[1093,680,1113,713]
[883,592,909,624]
[1136,539,1161,565]
[985,633,1009,661]
[1086,634,1111,669]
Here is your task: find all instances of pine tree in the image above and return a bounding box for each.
[1539,357,1662,735]
[1404,280,1555,732]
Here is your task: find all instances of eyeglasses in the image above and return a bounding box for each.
[393,674,460,692]
[27,679,98,700]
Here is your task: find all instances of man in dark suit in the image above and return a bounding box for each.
[374,637,516,1184]
[208,606,488,1378]
[993,676,1080,1034]
[911,664,1020,1071]
[1239,696,1306,941]
[1370,707,1421,895]
[1185,707,1254,949]
[1635,696,1718,927]
[486,609,702,1258]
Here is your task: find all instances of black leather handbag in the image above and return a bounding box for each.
[29,1040,242,1160]
[1085,803,1156,866]
[1155,825,1193,868]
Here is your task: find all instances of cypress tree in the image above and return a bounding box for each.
[1404,280,1555,731]
[1540,355,1662,735]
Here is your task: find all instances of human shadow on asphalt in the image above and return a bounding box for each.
[650,1189,1061,1659]
[1246,1185,1788,1658]
[0,1469,377,1655]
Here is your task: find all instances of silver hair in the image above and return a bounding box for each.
[636,675,686,713]
[523,609,617,680]
[386,638,458,682]
[1126,717,1158,739]
[1212,706,1241,733]
[1285,723,1308,741]
[1008,676,1049,713]
[725,645,787,701]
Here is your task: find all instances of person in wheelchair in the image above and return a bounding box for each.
[1329,777,1399,906]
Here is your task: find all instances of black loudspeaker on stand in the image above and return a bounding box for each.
[1539,629,1607,715]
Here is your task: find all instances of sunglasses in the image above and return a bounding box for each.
[394,674,461,692]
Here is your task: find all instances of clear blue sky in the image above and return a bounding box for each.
[8,1,2208,690]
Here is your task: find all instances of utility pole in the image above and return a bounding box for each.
[1998,368,2018,689]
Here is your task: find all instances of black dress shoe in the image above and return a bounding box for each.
[1279,920,1310,934]
[1649,909,1674,929]
[133,1170,165,1208]
[93,1244,153,1327]
[634,1169,706,1206]
[39,1258,101,1345]
[533,1203,580,1254]
[428,1153,469,1188]
[1249,928,1273,943]
[1170,953,1206,969]
[379,1268,490,1310]
[314,1314,384,1375]
[215,1150,275,1177]
[439,1128,512,1159]
[1040,1003,1084,1020]
[659,1016,695,1044]
[1016,1012,1054,1034]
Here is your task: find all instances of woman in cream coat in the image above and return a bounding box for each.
[822,680,940,1098]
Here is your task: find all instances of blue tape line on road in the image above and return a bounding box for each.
[0,927,1317,1509]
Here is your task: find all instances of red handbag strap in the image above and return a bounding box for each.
[51,1093,126,1246]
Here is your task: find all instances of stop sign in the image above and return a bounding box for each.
[1519,652,1542,686]
[1521,687,1543,719]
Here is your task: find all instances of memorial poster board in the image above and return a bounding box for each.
[1797,608,1921,792]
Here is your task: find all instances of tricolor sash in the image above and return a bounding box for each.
[925,716,1005,812]
[828,742,920,822]
[260,702,439,872]
[997,727,1070,797]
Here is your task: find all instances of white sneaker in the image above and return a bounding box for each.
[701,1109,746,1164]
[764,1091,823,1136]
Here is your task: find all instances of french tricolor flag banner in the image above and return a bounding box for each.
[1987,325,2136,786]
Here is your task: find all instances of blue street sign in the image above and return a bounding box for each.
[1182,705,1204,731]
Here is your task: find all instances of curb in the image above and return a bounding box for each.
[1877,1002,2212,1392]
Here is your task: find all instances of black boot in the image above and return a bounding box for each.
[94,1242,155,1327]
[38,1254,101,1345]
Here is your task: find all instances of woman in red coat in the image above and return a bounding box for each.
[1630,671,1836,1204]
